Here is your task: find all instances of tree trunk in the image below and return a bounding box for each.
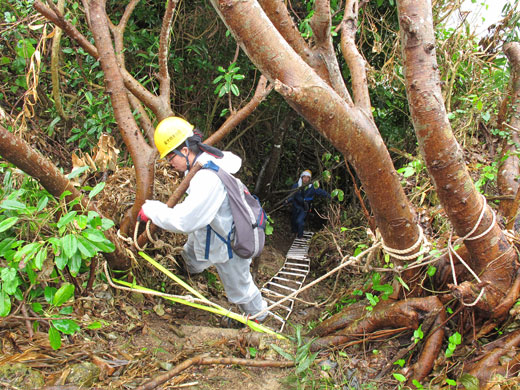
[397,0,516,314]
[88,0,157,237]
[210,0,420,261]
[498,42,520,228]
[255,112,293,198]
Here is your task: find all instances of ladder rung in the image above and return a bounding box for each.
[272,276,303,285]
[267,281,297,292]
[285,262,309,268]
[261,288,286,298]
[264,297,292,311]
[278,270,307,278]
[285,258,310,264]
[281,267,308,274]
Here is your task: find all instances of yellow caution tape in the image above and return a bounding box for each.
[124,252,285,339]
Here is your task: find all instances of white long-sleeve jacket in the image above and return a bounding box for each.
[141,151,243,263]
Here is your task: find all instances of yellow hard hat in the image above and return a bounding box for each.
[154,116,194,158]
[301,170,312,178]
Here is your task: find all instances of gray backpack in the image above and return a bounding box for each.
[202,161,267,259]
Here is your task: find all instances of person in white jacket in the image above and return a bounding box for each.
[138,117,268,322]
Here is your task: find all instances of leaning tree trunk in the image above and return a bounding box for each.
[498,42,520,229]
[398,0,516,314]
[209,0,421,263]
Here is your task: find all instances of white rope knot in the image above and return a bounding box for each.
[380,225,430,261]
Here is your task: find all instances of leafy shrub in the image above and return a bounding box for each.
[0,163,115,349]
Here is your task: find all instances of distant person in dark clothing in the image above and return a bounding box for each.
[287,170,330,238]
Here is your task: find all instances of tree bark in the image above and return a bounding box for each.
[498,42,520,228]
[397,0,516,314]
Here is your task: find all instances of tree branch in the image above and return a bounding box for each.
[340,0,371,114]
[311,0,351,102]
[158,0,179,107]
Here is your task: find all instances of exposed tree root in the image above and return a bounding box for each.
[308,296,445,383]
[135,354,294,390]
[465,329,520,386]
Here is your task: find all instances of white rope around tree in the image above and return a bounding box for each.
[380,224,431,261]
[447,194,497,307]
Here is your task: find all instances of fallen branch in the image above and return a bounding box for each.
[135,354,294,390]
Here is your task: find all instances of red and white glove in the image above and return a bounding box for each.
[137,208,150,223]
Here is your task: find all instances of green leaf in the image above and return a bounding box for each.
[373,283,393,297]
[100,218,115,230]
[62,234,78,259]
[0,199,26,210]
[270,344,294,361]
[0,291,11,316]
[48,326,62,350]
[26,262,36,284]
[1,267,20,295]
[0,217,19,233]
[68,252,82,276]
[426,266,437,277]
[59,306,73,315]
[59,190,72,200]
[399,166,415,178]
[31,302,43,314]
[459,373,479,390]
[82,229,107,243]
[51,319,80,335]
[295,351,318,374]
[393,373,406,383]
[393,359,405,367]
[450,332,462,345]
[57,211,77,229]
[77,236,99,258]
[75,215,88,229]
[89,182,105,199]
[55,253,68,270]
[230,84,240,96]
[396,276,410,291]
[36,196,49,212]
[34,247,47,271]
[53,283,75,307]
[90,239,115,253]
[44,286,57,304]
[14,242,42,263]
[0,238,17,257]
[218,85,227,97]
[87,321,103,330]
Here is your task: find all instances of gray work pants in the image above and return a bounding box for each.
[182,241,267,320]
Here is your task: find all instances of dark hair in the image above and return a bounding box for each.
[176,130,203,154]
[175,129,223,159]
